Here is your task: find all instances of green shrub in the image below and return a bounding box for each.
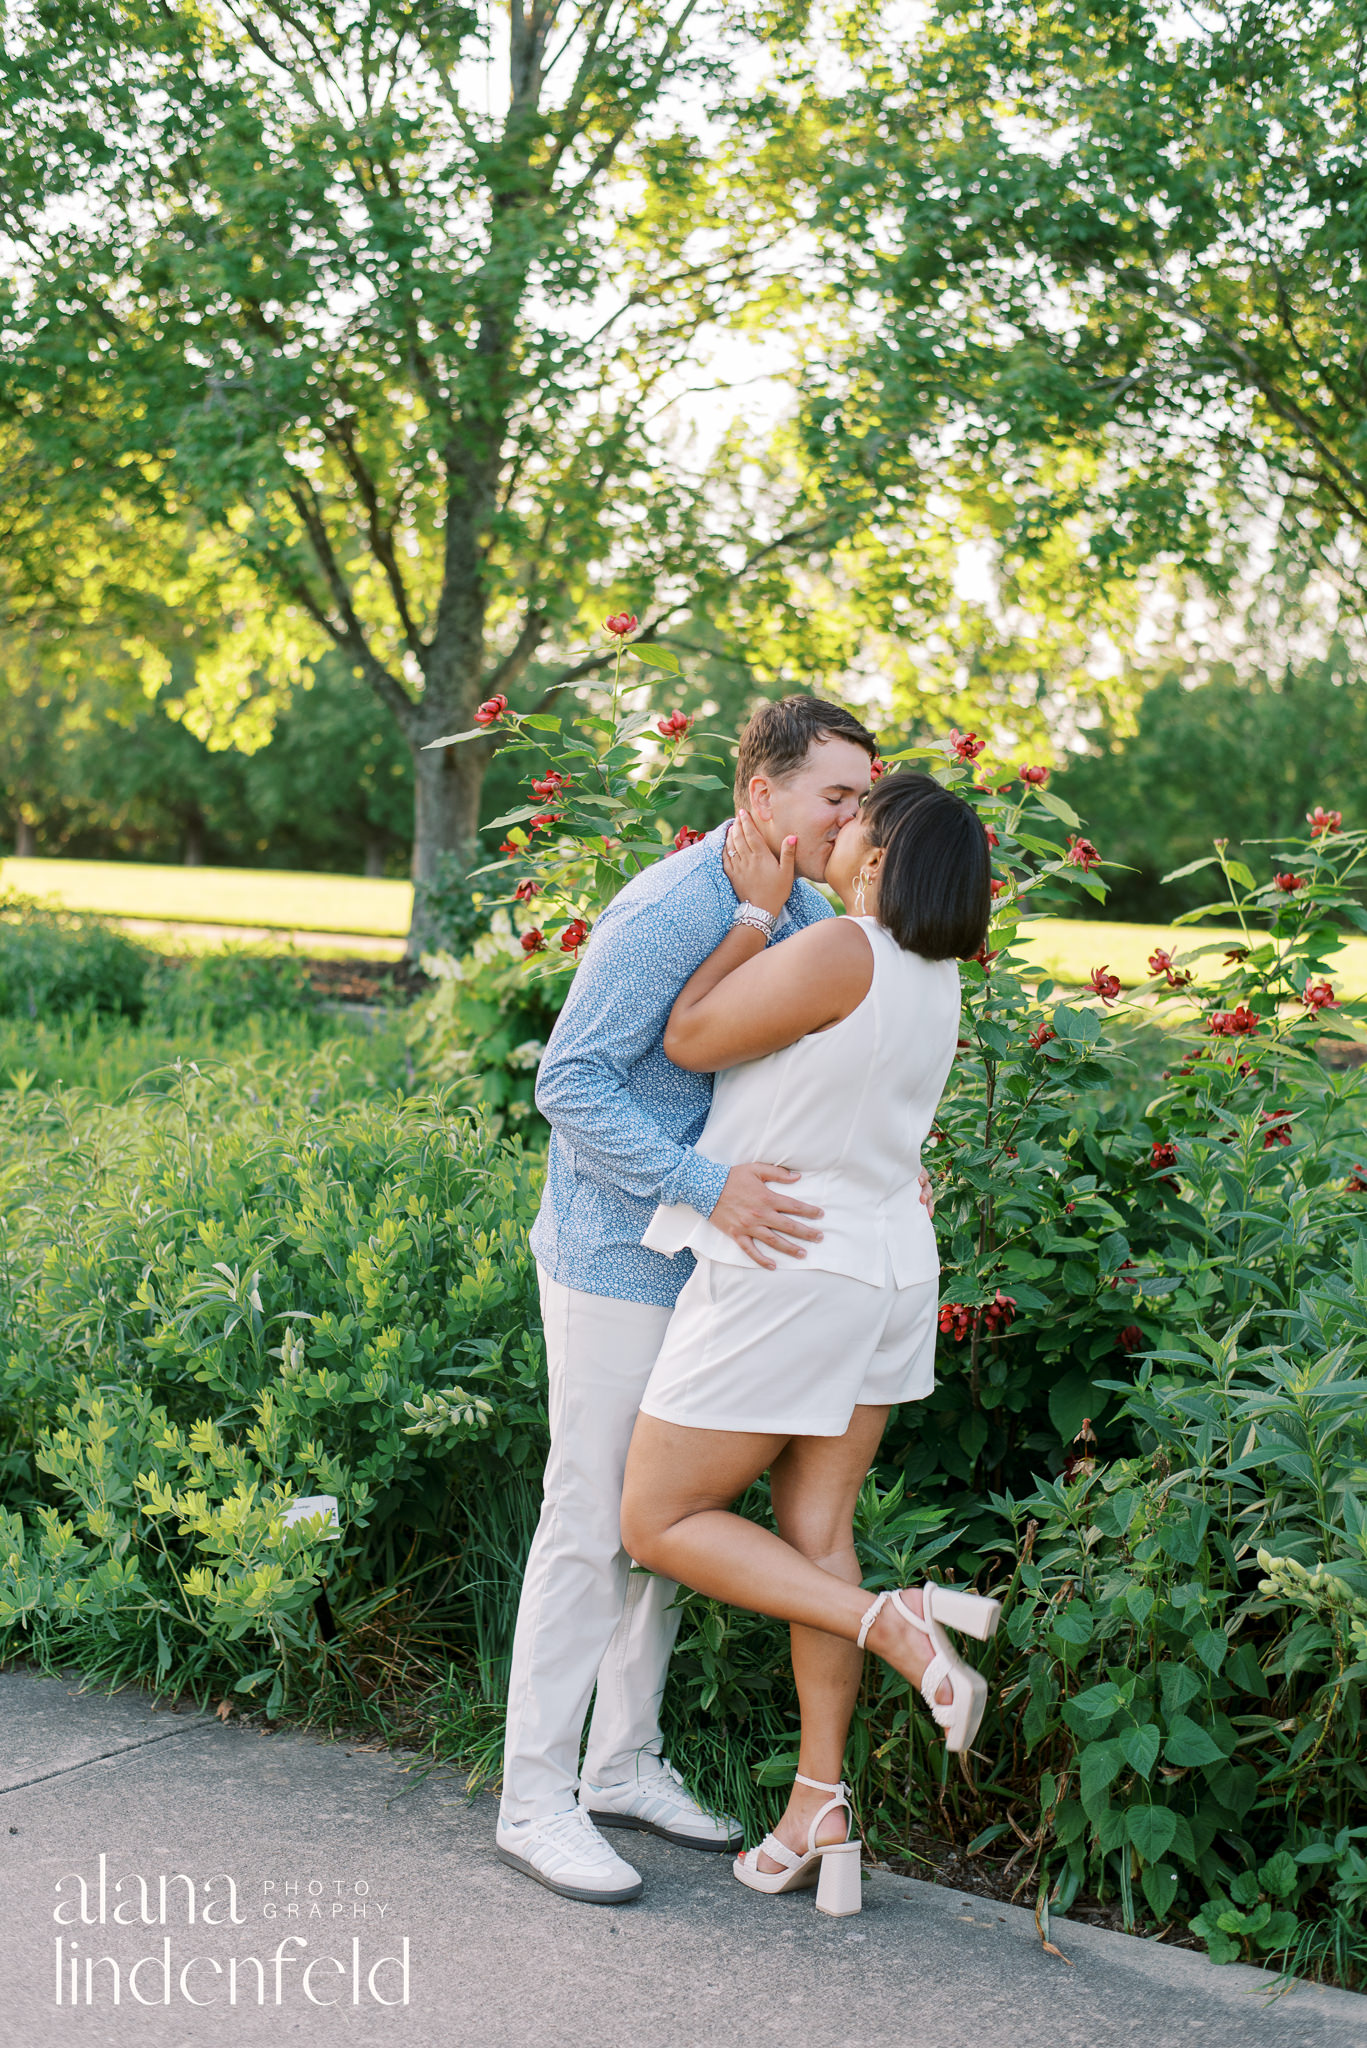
[145,946,318,1030]
[0,1057,546,1719]
[409,914,566,1137]
[0,893,151,1021]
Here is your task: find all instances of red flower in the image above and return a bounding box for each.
[605,612,639,639]
[1259,1110,1292,1149]
[1302,980,1338,1012]
[971,941,998,972]
[1019,764,1049,786]
[1150,1141,1178,1171]
[1109,1257,1138,1292]
[520,929,546,954]
[1066,835,1101,871]
[559,918,589,956]
[1210,1003,1259,1037]
[657,711,692,740]
[1224,946,1249,964]
[1273,873,1303,893]
[529,812,561,833]
[1029,1022,1056,1050]
[984,825,999,849]
[498,838,520,855]
[1089,965,1122,1004]
[983,1289,1017,1334]
[514,879,538,902]
[870,756,886,781]
[990,876,1009,898]
[672,826,705,853]
[475,694,509,726]
[1346,1168,1367,1194]
[949,728,985,761]
[1307,805,1342,838]
[938,1303,973,1341]
[1147,946,1193,988]
[1118,1325,1144,1355]
[531,771,567,798]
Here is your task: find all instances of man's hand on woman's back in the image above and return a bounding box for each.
[709,1162,824,1270]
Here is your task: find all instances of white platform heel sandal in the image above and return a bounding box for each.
[857,1581,1001,1754]
[732,1774,863,1917]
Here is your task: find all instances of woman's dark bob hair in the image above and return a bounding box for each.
[863,770,992,961]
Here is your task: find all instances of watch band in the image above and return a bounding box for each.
[732,901,778,941]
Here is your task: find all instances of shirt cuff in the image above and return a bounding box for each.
[661,1148,730,1218]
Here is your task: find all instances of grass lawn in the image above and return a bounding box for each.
[1017,915,1367,1001]
[0,857,413,939]
[4,858,1365,997]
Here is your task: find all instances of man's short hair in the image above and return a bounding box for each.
[733,696,878,806]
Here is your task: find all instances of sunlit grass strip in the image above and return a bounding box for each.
[0,857,413,937]
[1018,917,1367,1002]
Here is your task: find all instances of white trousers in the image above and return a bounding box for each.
[499,1268,681,1824]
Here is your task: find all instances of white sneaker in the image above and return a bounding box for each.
[582,1756,743,1852]
[496,1807,644,1904]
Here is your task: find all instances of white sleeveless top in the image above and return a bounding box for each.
[641,917,961,1286]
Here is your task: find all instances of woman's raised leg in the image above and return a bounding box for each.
[621,1413,953,1720]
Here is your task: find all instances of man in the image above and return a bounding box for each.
[496,696,880,1904]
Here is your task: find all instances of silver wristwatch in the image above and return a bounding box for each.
[732,901,778,942]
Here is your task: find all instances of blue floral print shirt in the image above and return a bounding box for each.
[530,819,835,1304]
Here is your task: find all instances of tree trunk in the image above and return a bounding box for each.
[183,812,205,866]
[14,816,36,858]
[406,726,489,954]
[363,828,387,878]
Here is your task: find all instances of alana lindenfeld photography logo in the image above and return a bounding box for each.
[51,1854,411,2010]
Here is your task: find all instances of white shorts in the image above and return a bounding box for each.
[638,1254,938,1438]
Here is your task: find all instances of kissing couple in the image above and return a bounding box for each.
[496,694,997,1915]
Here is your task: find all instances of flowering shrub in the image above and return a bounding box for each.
[888,798,1367,1978]
[423,616,723,974]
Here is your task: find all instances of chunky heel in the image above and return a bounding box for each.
[857,1583,996,1754]
[734,1775,855,1903]
[814,1840,862,1917]
[925,1584,1001,1642]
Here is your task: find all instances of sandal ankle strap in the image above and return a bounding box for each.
[794,1772,847,1796]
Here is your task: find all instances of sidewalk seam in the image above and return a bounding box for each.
[0,1721,219,1797]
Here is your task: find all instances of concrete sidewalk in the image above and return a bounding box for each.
[2,1667,1364,2048]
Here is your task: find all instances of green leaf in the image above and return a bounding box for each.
[1141,1862,1180,1921]
[423,727,491,749]
[1050,1600,1094,1646]
[626,643,681,672]
[1224,860,1256,890]
[1164,1715,1226,1768]
[1079,1738,1124,1812]
[1049,1369,1098,1441]
[1125,1584,1155,1624]
[1160,1664,1204,1717]
[1192,1628,1228,1674]
[1127,1806,1178,1863]
[1258,1851,1299,1900]
[1034,788,1082,829]
[1119,1722,1161,1780]
[1160,855,1222,884]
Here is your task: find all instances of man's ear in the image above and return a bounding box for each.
[745,774,774,822]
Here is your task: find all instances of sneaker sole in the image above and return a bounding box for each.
[587,1808,744,1854]
[496,1845,643,1905]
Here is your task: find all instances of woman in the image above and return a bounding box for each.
[620,770,996,1916]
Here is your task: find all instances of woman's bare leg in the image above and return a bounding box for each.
[620,1412,950,1828]
[753,1406,889,1868]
